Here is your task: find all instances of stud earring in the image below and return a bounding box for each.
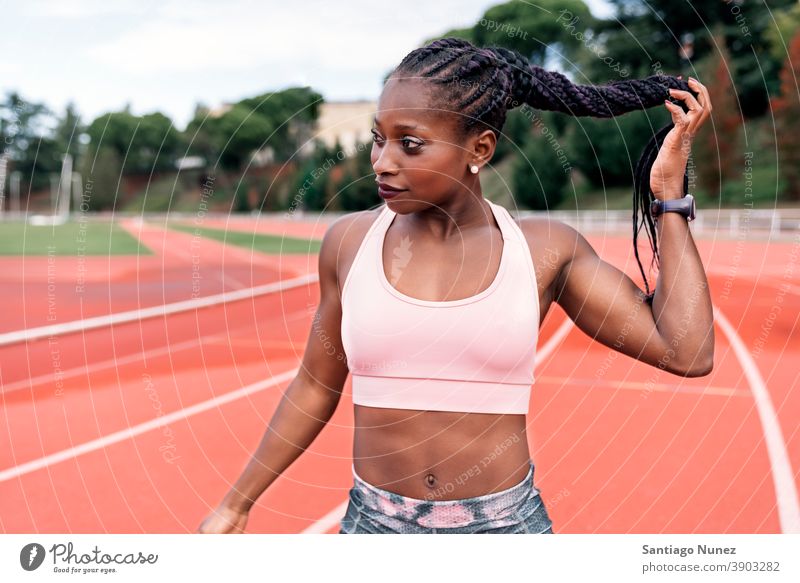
[470,164,479,174]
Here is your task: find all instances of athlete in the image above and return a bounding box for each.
[197,38,714,534]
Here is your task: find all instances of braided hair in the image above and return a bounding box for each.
[390,37,698,304]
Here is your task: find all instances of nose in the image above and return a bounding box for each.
[371,139,399,177]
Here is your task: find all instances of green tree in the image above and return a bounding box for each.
[86,110,181,173]
[0,92,60,191]
[433,0,597,68]
[494,106,537,163]
[338,141,376,211]
[183,103,217,164]
[232,178,251,212]
[771,29,800,200]
[692,30,743,201]
[513,116,571,210]
[53,102,83,163]
[765,3,800,62]
[185,87,323,171]
[291,139,335,211]
[565,107,670,189]
[238,86,322,161]
[79,145,122,210]
[594,0,797,117]
[213,104,275,170]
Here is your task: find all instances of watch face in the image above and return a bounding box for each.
[687,194,696,221]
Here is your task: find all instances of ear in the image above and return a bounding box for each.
[468,128,497,170]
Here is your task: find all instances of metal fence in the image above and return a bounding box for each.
[258,207,800,241]
[2,207,798,241]
[538,208,800,240]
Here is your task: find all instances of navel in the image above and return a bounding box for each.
[424,472,437,489]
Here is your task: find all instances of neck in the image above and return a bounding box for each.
[406,190,492,241]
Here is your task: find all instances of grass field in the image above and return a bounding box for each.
[167,222,322,254]
[0,221,151,256]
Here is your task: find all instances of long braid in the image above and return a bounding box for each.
[391,37,699,303]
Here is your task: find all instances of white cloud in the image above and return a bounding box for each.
[0,63,21,75]
[26,0,151,19]
[84,1,460,75]
[4,0,617,128]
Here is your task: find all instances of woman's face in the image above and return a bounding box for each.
[370,77,494,212]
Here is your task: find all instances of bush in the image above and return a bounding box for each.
[564,108,670,189]
[512,126,571,210]
[337,142,376,211]
[233,179,251,212]
[80,146,122,211]
[123,175,179,212]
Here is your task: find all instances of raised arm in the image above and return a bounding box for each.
[550,75,715,378]
[551,219,713,377]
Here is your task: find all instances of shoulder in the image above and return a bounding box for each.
[318,207,384,294]
[320,207,383,253]
[516,215,593,264]
[515,215,598,297]
[320,207,382,249]
[516,214,578,242]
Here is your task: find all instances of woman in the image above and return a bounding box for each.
[197,38,715,534]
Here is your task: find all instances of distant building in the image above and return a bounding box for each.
[313,100,376,154]
[207,103,233,118]
[198,98,377,165]
[174,155,206,170]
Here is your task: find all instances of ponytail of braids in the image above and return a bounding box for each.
[392,37,699,303]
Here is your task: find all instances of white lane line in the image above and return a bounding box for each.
[0,368,298,483]
[304,315,577,534]
[2,310,313,395]
[534,317,575,366]
[714,305,800,534]
[1,336,206,395]
[0,273,318,346]
[2,313,574,529]
[535,375,748,397]
[302,500,349,534]
[119,219,253,291]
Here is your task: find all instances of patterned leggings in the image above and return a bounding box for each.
[339,460,554,534]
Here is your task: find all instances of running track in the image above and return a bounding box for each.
[0,216,798,534]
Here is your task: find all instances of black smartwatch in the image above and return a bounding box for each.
[650,194,696,222]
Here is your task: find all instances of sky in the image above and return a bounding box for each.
[1,0,615,130]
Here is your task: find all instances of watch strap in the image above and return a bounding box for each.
[650,194,696,221]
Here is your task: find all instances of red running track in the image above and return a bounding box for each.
[0,218,797,533]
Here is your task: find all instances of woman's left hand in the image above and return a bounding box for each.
[649,76,713,201]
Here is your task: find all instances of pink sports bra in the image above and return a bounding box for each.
[340,198,540,415]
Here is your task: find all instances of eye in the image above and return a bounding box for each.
[401,137,423,151]
[370,130,423,152]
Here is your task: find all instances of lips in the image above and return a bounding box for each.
[377,182,404,190]
[378,184,406,199]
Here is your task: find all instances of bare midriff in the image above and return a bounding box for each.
[352,404,532,501]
